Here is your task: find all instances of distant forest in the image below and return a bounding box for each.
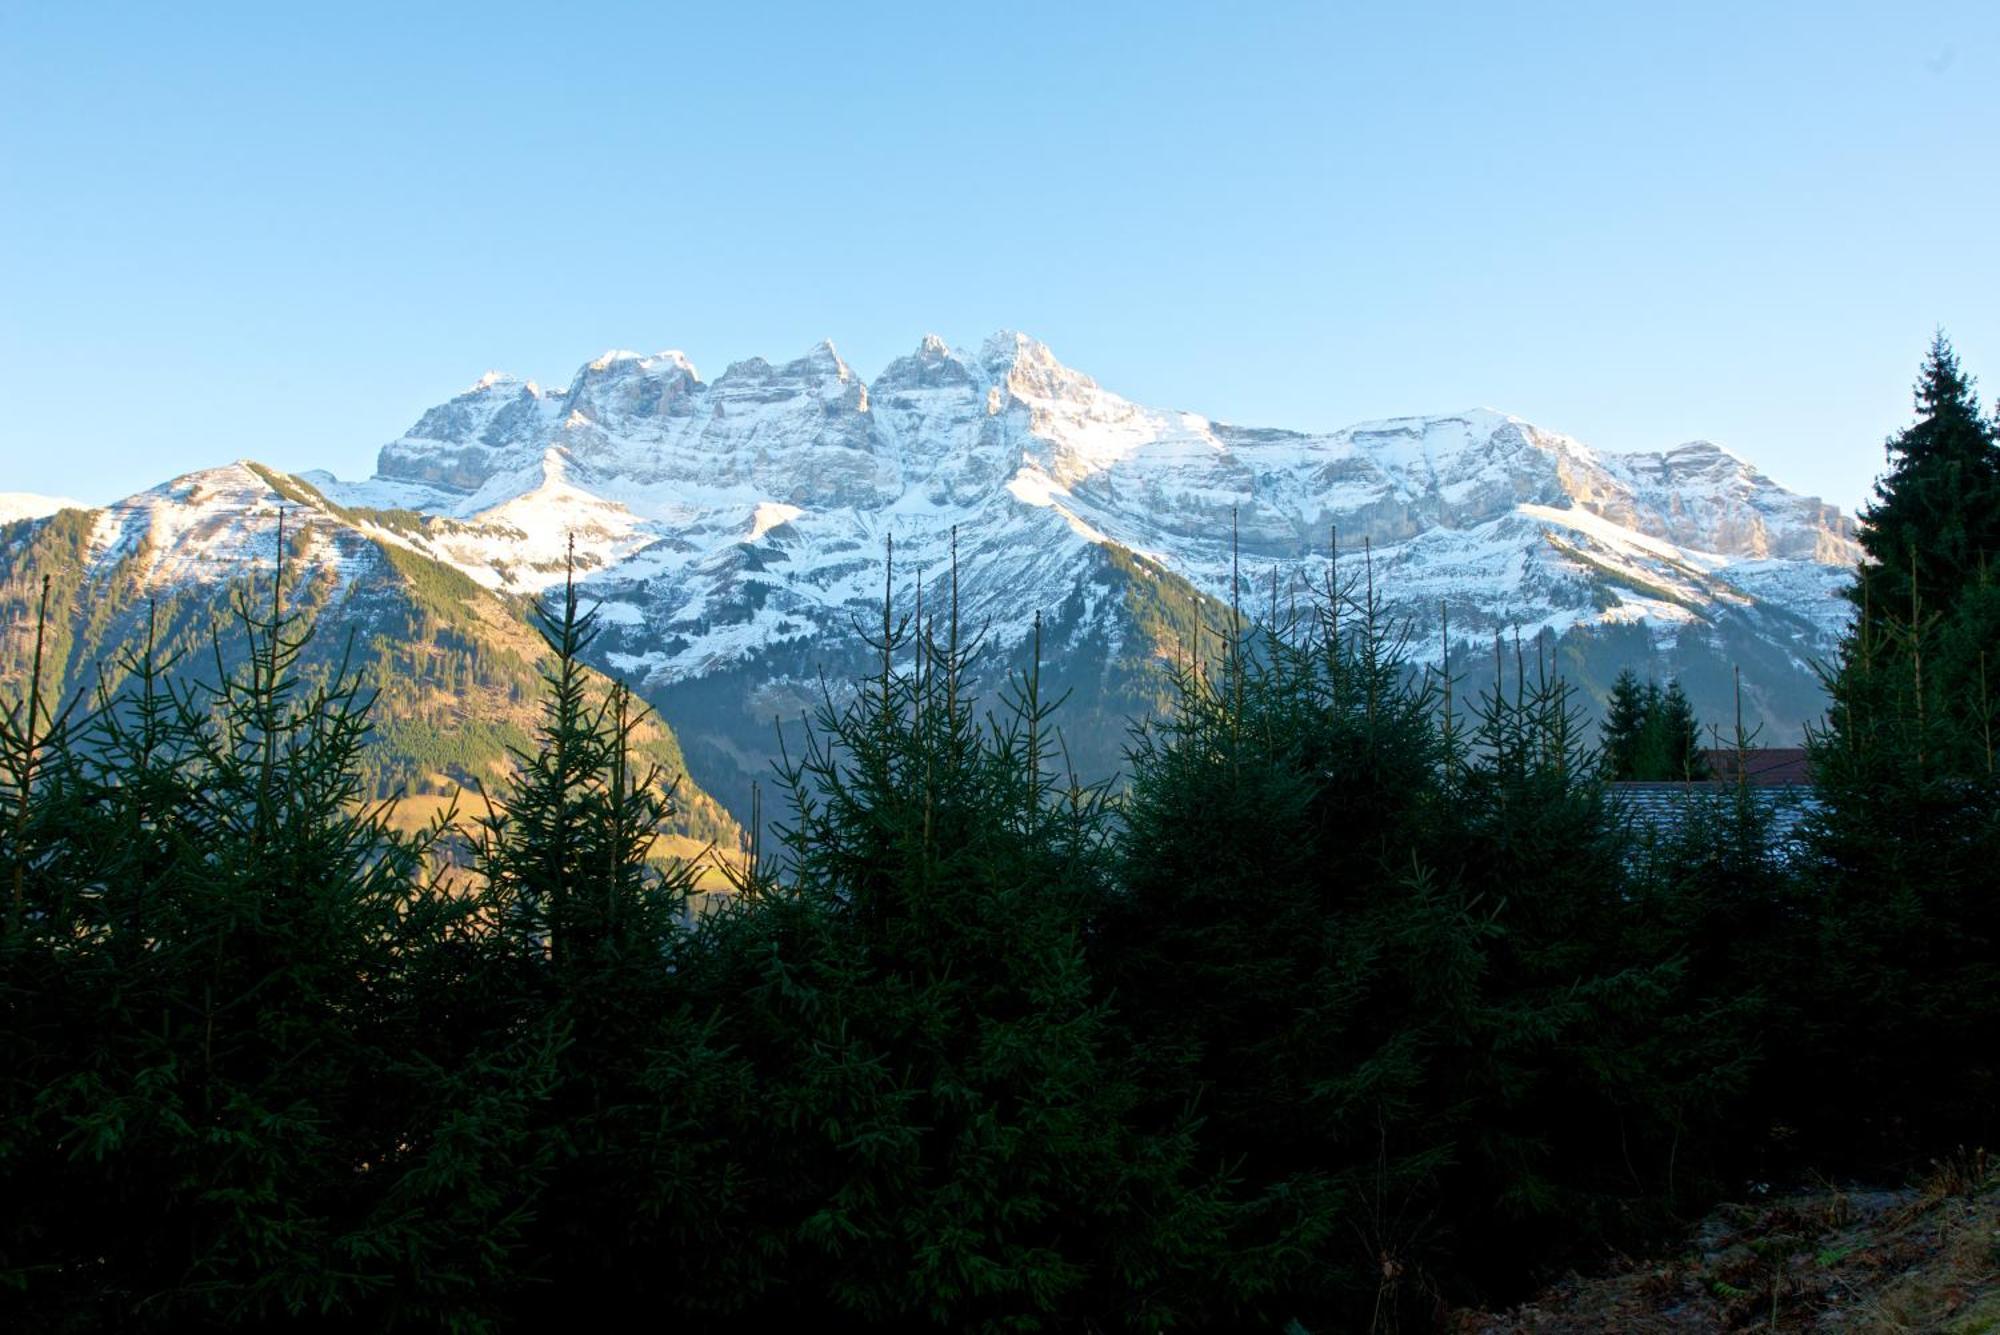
[2,337,1995,1330]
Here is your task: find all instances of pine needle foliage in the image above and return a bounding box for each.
[1102,563,1759,1326]
[1599,668,1708,780]
[1448,635,1762,1287]
[1103,558,1480,1324]
[1801,334,2000,1157]
[460,553,746,1322]
[474,555,694,989]
[0,539,551,1331]
[5,343,1998,1326]
[679,550,1234,1329]
[1624,718,1800,1192]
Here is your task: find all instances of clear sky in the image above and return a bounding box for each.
[3,1,1995,512]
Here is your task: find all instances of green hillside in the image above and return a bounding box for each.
[0,473,738,850]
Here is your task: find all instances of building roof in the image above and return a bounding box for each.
[1700,747,1813,785]
[1610,781,1821,854]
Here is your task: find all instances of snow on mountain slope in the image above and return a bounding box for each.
[8,330,1860,821]
[309,332,1856,691]
[85,462,373,591]
[0,462,740,845]
[0,493,85,525]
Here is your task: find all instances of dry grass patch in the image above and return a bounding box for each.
[1455,1151,1999,1332]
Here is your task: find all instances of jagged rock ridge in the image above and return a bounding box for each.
[6,332,1861,825]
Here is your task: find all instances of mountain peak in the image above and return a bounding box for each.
[802,338,852,378]
[977,330,1099,407]
[34,329,1865,807]
[0,492,86,524]
[715,340,859,389]
[873,334,981,399]
[1665,439,1748,465]
[582,348,698,377]
[979,329,1058,370]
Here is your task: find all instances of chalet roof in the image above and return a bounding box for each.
[1700,747,1813,786]
[1610,781,1820,854]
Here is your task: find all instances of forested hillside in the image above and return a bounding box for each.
[1,339,1994,1331]
[0,466,737,848]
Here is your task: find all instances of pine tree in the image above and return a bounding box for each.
[1098,555,1486,1325]
[648,549,1230,1328]
[1623,683,1795,1200]
[0,541,550,1330]
[468,553,736,1319]
[1600,667,1649,779]
[1852,332,2000,619]
[1658,678,1707,779]
[475,556,692,987]
[1803,334,2000,1155]
[1602,673,1707,781]
[1434,634,1700,1291]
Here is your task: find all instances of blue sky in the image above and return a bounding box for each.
[3,1,1995,511]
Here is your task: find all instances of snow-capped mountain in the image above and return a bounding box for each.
[0,464,740,851]
[5,331,1860,827]
[0,493,83,526]
[311,332,1856,648]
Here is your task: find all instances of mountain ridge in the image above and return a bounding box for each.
[307,332,1854,670]
[352,333,1853,562]
[0,493,86,526]
[7,331,1861,829]
[0,463,741,853]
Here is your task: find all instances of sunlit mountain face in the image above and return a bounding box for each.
[3,332,1857,827]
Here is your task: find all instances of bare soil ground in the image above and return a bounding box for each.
[1454,1153,1999,1333]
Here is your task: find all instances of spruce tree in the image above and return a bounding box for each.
[0,544,548,1330]
[469,555,735,1319]
[1605,675,1708,781]
[1434,635,1701,1291]
[1658,678,1706,779]
[1600,667,1649,779]
[663,553,1229,1328]
[1099,558,1484,1325]
[1805,334,2000,1155]
[1627,697,1800,1195]
[1852,332,2000,618]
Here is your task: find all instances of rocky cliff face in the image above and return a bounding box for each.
[368,334,1856,566]
[329,330,1856,669]
[7,331,1862,825]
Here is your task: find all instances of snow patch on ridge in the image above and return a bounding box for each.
[85,332,1861,694]
[749,502,803,541]
[0,493,86,525]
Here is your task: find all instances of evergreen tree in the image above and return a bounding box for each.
[1601,673,1707,780]
[1623,690,1797,1198]
[475,558,693,987]
[1600,667,1650,779]
[467,556,748,1321]
[1657,678,1706,779]
[0,549,551,1330]
[1851,332,2000,618]
[672,557,1230,1328]
[1436,635,1705,1293]
[1804,334,2000,1156]
[1100,564,1491,1324]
